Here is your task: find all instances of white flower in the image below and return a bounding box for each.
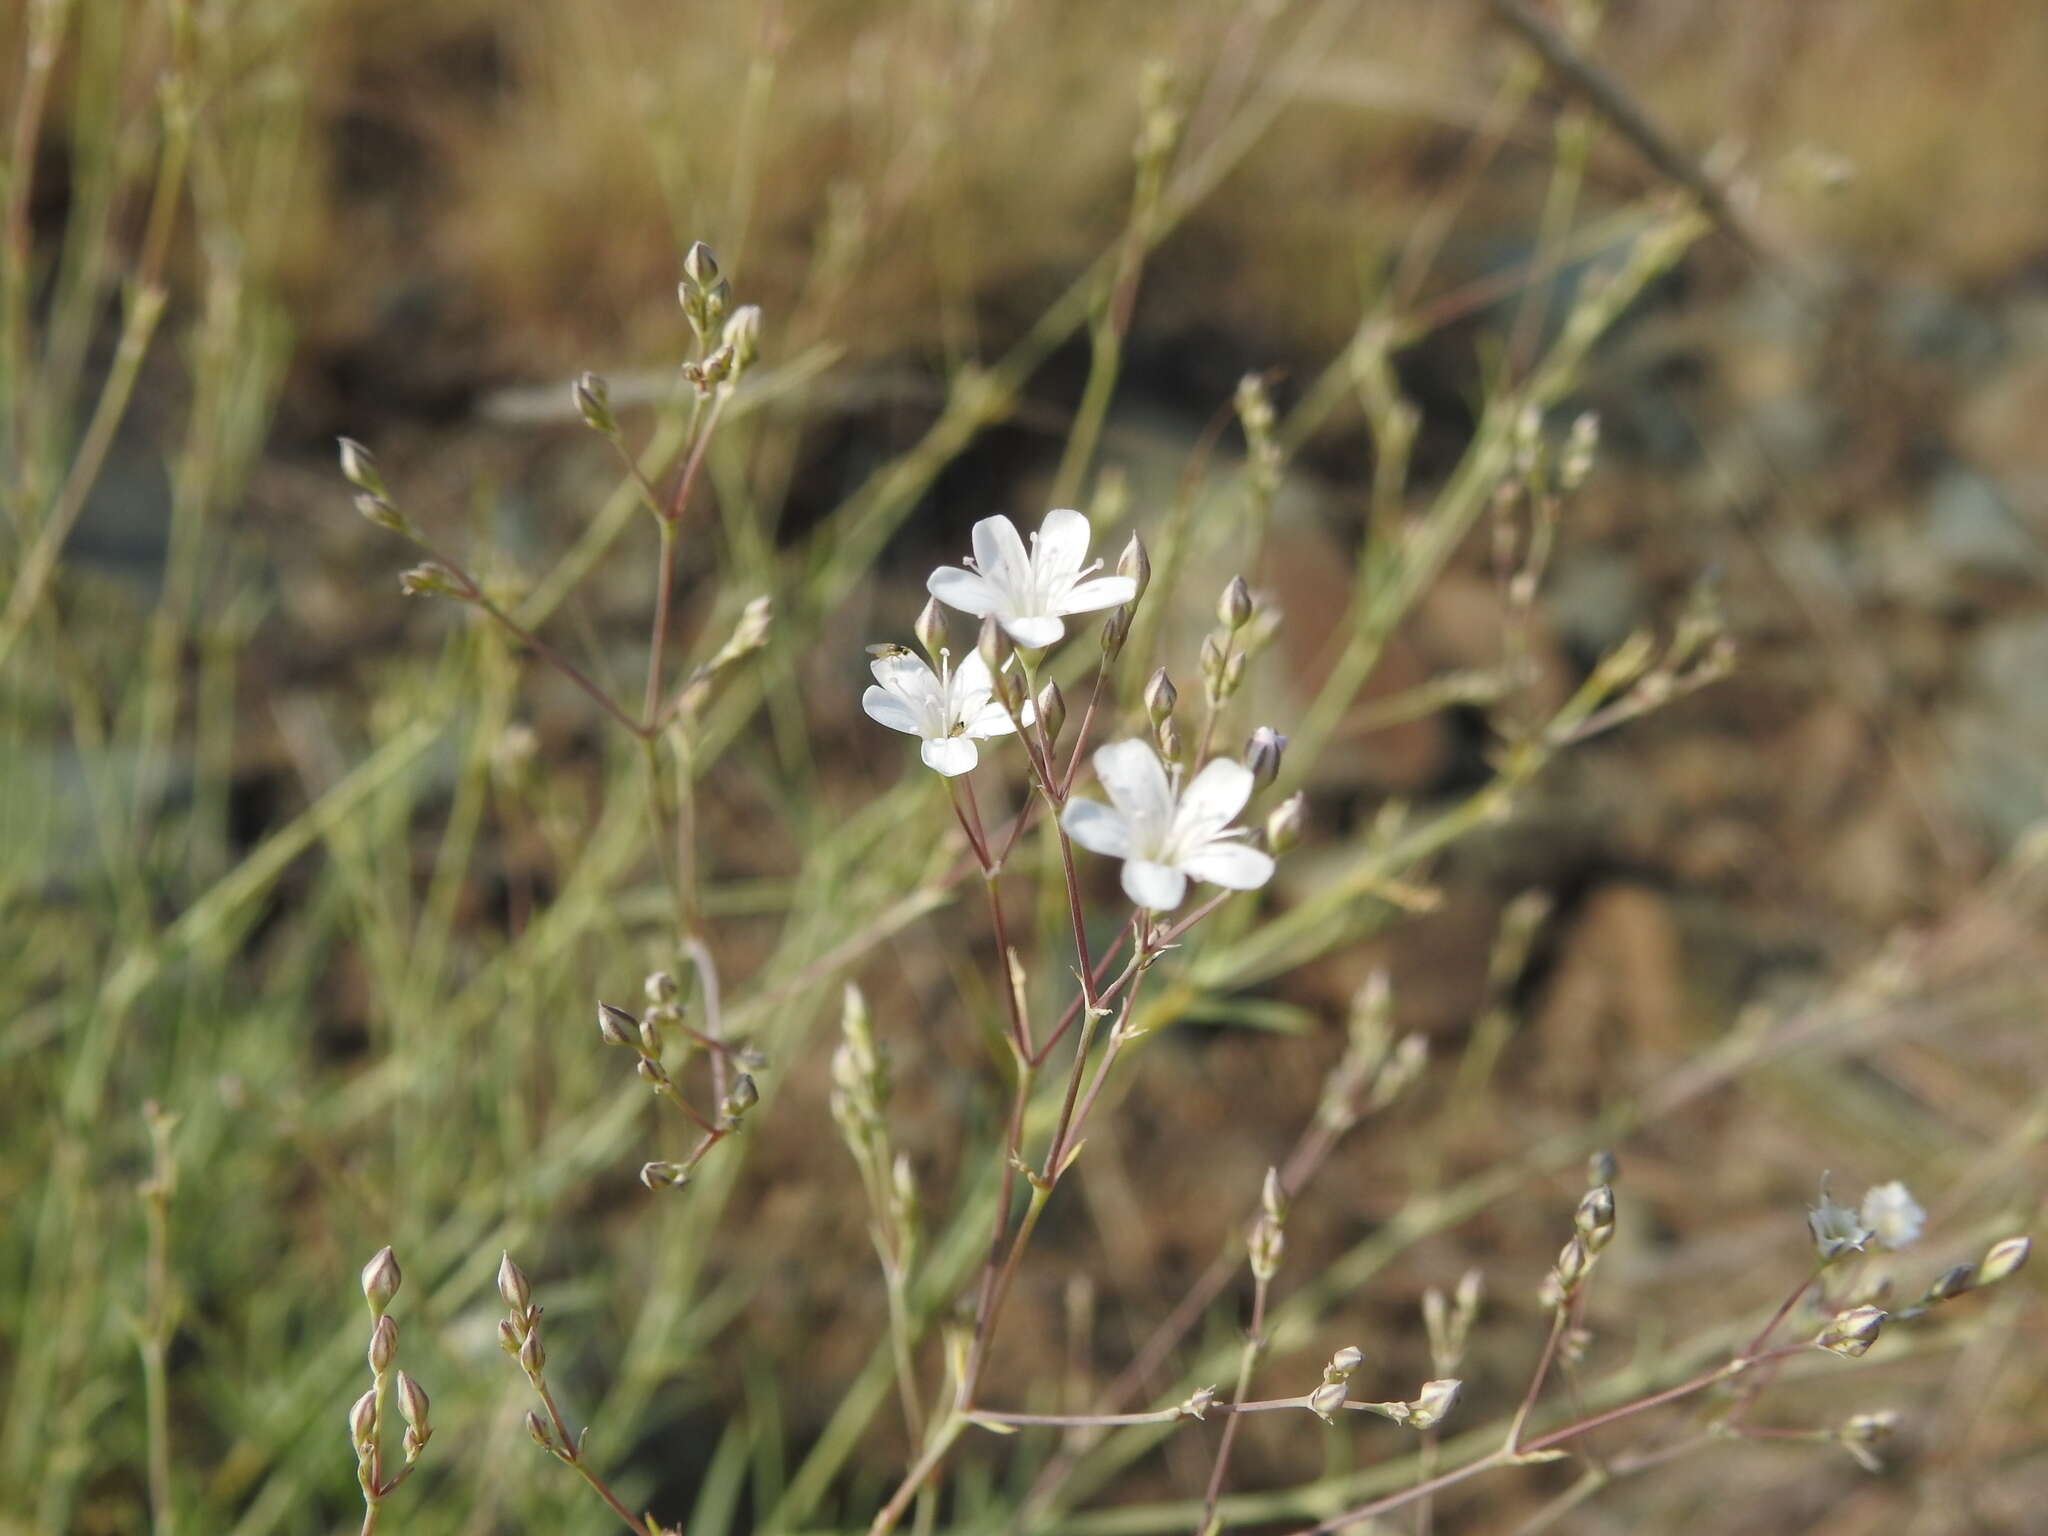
[862,647,1031,777]
[1859,1181,1925,1251]
[1061,739,1275,911]
[1808,1176,1875,1263]
[926,508,1136,648]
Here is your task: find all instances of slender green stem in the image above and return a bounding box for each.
[1198,1265,1271,1534]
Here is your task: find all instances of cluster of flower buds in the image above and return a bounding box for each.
[350,1247,432,1512]
[338,438,409,536]
[1248,1166,1287,1283]
[673,243,762,399]
[1891,1232,2031,1323]
[1540,1165,1619,1311]
[1314,971,1429,1135]
[1510,404,1601,497]
[829,985,921,1272]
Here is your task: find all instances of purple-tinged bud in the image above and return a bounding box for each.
[497,1253,531,1313]
[368,1312,399,1375]
[597,1002,637,1049]
[361,1247,401,1317]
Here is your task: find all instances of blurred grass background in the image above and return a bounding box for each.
[4,1,2047,1533]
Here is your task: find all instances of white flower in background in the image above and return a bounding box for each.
[1859,1181,1925,1251]
[927,508,1136,648]
[862,647,1032,777]
[1808,1176,1875,1262]
[1061,739,1275,911]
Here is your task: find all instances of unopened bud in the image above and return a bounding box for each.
[398,562,463,599]
[640,1161,691,1191]
[1036,681,1066,745]
[636,1057,666,1088]
[1550,1237,1591,1301]
[978,615,1012,677]
[1979,1235,2031,1285]
[1324,1346,1364,1382]
[914,598,948,659]
[1155,718,1183,763]
[338,438,386,499]
[1100,605,1131,662]
[498,1318,521,1355]
[518,1326,546,1376]
[395,1370,430,1432]
[682,241,721,291]
[1560,411,1600,491]
[353,492,406,535]
[723,305,762,373]
[1222,651,1246,696]
[574,372,617,436]
[597,1002,637,1049]
[1199,634,1226,685]
[1575,1185,1617,1252]
[1248,1212,1284,1281]
[1408,1378,1461,1429]
[497,1253,531,1313]
[1818,1305,1887,1358]
[1219,575,1253,631]
[349,1389,379,1453]
[721,1073,759,1121]
[361,1247,401,1317]
[1925,1264,1975,1303]
[1838,1409,1898,1471]
[1261,1166,1288,1224]
[645,970,678,1004]
[1308,1379,1349,1422]
[1245,727,1286,785]
[1144,669,1177,725]
[368,1312,399,1374]
[524,1409,551,1450]
[639,1017,662,1055]
[1265,791,1305,853]
[1118,535,1150,603]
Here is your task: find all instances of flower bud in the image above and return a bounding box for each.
[682,240,722,291]
[978,615,1012,677]
[1143,668,1177,726]
[1575,1185,1617,1253]
[636,1057,666,1088]
[640,1160,691,1190]
[368,1312,399,1375]
[1560,411,1600,491]
[1408,1378,1461,1429]
[574,372,617,436]
[597,1002,637,1049]
[723,305,762,372]
[1979,1235,2031,1285]
[1035,680,1066,745]
[1550,1237,1591,1301]
[1838,1409,1898,1472]
[395,1370,430,1432]
[1222,651,1246,696]
[1817,1305,1887,1359]
[1154,718,1183,763]
[337,438,386,499]
[1261,1166,1288,1224]
[1324,1346,1363,1381]
[361,1247,401,1317]
[1219,575,1253,631]
[398,562,463,599]
[1924,1264,1975,1304]
[639,1016,662,1055]
[498,1318,521,1355]
[497,1253,531,1313]
[721,1073,759,1121]
[1245,727,1286,786]
[1265,792,1305,853]
[518,1325,546,1376]
[1248,1212,1284,1281]
[1199,634,1226,685]
[349,1389,379,1453]
[1179,1385,1219,1420]
[353,492,407,535]
[1307,1379,1349,1422]
[524,1409,552,1450]
[1100,605,1131,662]
[914,597,948,659]
[645,970,678,1004]
[1118,535,1150,603]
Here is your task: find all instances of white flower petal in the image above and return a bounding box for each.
[862,686,924,736]
[1121,858,1188,911]
[928,565,1001,616]
[998,613,1065,648]
[1033,508,1094,580]
[1092,739,1173,824]
[870,651,939,697]
[1181,841,1275,891]
[921,736,979,776]
[1055,574,1138,616]
[1062,798,1134,857]
[972,515,1032,589]
[1176,759,1254,838]
[964,699,1026,738]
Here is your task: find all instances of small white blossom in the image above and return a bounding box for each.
[1808,1176,1875,1263]
[1061,739,1275,911]
[862,647,1031,777]
[926,508,1137,648]
[1859,1181,1925,1251]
